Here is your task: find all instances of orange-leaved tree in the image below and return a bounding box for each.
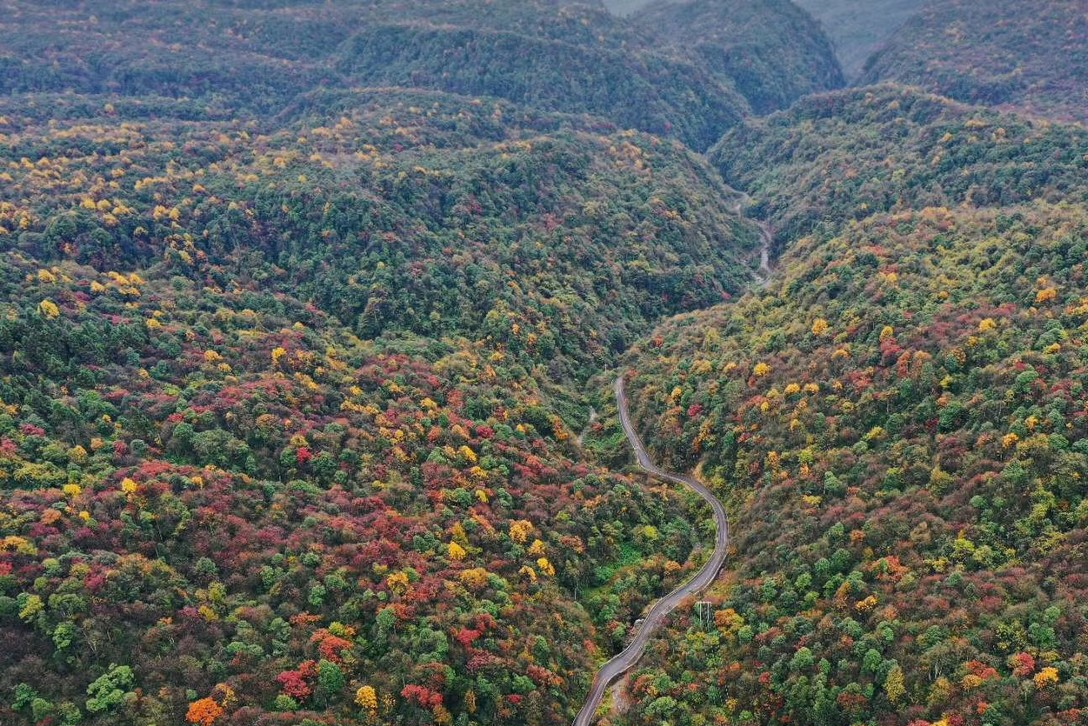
[186,698,224,726]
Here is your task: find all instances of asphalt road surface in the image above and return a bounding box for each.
[572,377,731,726]
[728,190,774,289]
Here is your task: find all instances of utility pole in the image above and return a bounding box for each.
[695,601,713,631]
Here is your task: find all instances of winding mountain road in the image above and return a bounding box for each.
[754,219,773,288]
[572,377,730,726]
[728,191,774,289]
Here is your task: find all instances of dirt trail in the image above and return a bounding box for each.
[576,407,598,447]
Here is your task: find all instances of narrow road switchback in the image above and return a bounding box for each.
[572,377,730,726]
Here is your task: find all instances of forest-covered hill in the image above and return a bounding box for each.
[0,0,844,150]
[607,0,921,81]
[601,51,1088,726]
[861,0,1088,125]
[1,88,763,380]
[613,199,1088,726]
[709,85,1088,243]
[628,0,844,115]
[0,85,761,723]
[0,0,738,149]
[4,1,1088,726]
[0,245,703,725]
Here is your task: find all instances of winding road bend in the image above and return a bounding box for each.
[754,218,774,289]
[728,190,774,289]
[572,377,730,726]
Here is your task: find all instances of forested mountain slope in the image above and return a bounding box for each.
[330,25,747,152]
[0,0,746,149]
[0,0,848,150]
[630,0,844,114]
[604,78,1088,726]
[1,90,760,381]
[0,248,703,726]
[615,199,1088,726]
[607,0,924,83]
[0,7,775,719]
[0,88,764,724]
[861,0,1088,125]
[709,85,1088,243]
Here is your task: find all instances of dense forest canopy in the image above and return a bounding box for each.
[3,1,1088,726]
[605,0,926,81]
[599,4,1088,724]
[0,83,751,724]
[709,85,1088,243]
[0,0,845,150]
[861,0,1088,124]
[2,89,763,379]
[628,0,844,115]
[614,200,1088,726]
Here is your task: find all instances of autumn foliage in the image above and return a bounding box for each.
[185,698,224,726]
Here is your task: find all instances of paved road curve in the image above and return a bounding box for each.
[727,190,774,289]
[572,377,730,726]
